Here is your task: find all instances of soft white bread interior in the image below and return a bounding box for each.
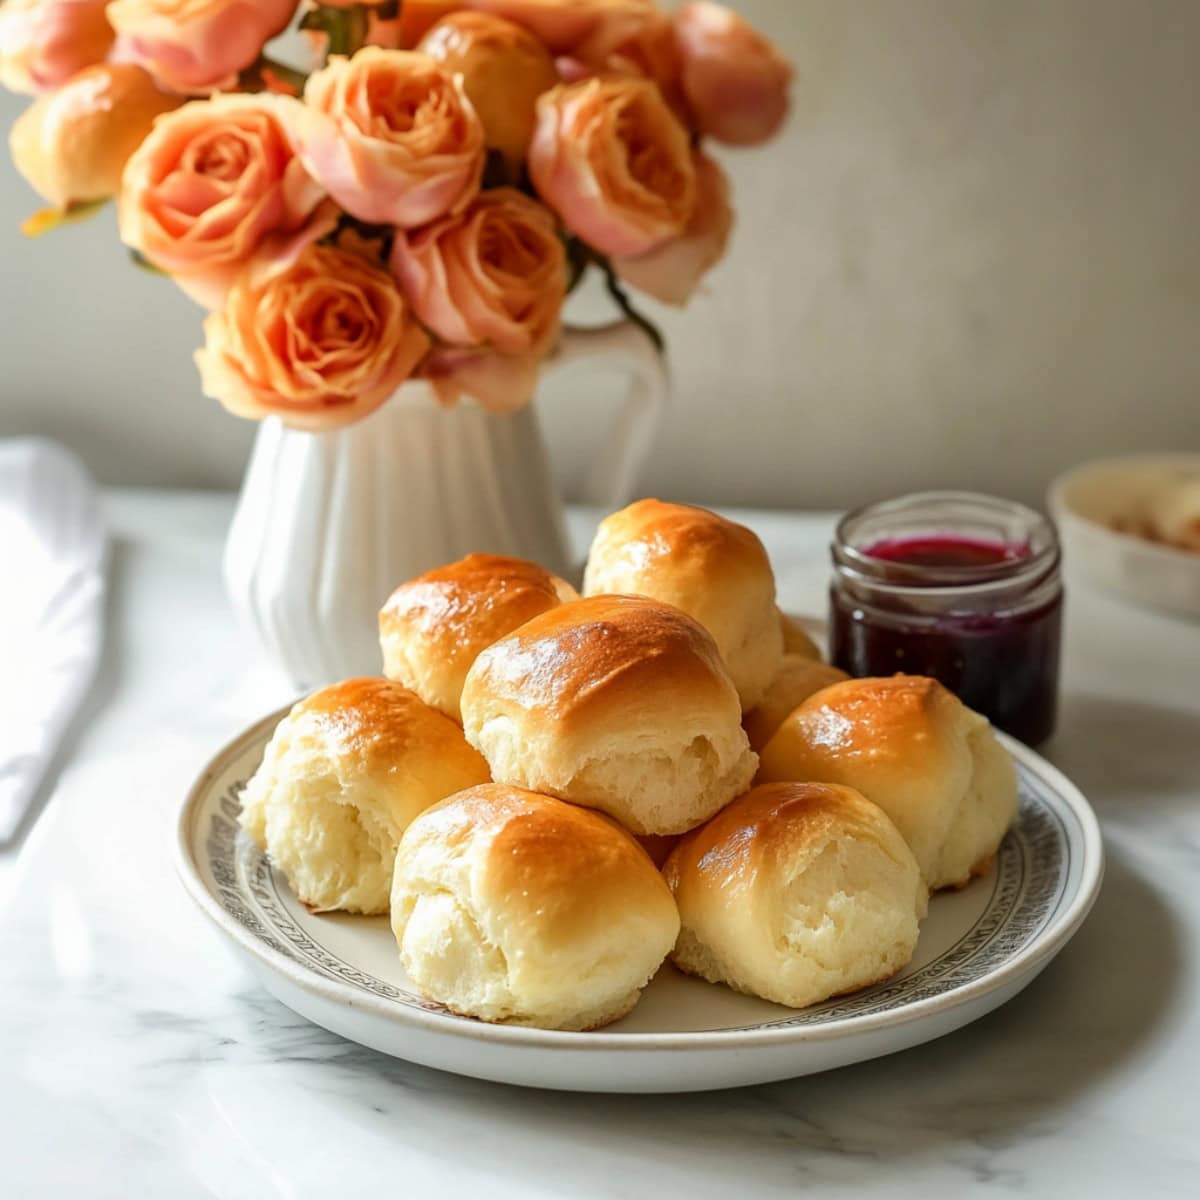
[391,784,680,1030]
[379,553,577,722]
[582,499,783,709]
[664,781,927,1009]
[460,594,757,835]
[239,678,491,914]
[757,675,1017,890]
[743,655,850,752]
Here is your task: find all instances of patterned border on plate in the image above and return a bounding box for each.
[203,769,1069,1031]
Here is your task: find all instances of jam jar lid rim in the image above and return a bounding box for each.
[833,490,1061,588]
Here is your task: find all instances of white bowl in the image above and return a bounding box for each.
[1048,454,1200,619]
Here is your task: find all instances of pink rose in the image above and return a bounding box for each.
[529,76,696,259]
[107,0,298,94]
[0,0,114,96]
[391,187,566,354]
[294,48,485,228]
[673,2,792,146]
[419,344,542,413]
[613,151,732,305]
[119,93,333,308]
[463,0,653,56]
[196,244,430,430]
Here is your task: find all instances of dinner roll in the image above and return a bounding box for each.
[391,784,680,1030]
[239,679,490,914]
[460,594,757,835]
[379,553,577,722]
[778,610,822,660]
[758,675,1017,890]
[743,656,850,752]
[665,782,926,1008]
[583,499,783,708]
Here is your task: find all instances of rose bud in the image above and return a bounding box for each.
[463,0,653,57]
[673,2,793,146]
[196,245,430,431]
[529,76,696,259]
[9,64,178,210]
[0,0,114,96]
[417,12,559,170]
[107,0,299,94]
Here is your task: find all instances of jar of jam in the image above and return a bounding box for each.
[829,492,1062,745]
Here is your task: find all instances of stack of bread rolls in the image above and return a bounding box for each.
[239,504,1018,1030]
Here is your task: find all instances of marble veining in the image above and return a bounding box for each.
[1,493,1198,1198]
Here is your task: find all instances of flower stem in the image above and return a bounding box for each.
[600,260,665,353]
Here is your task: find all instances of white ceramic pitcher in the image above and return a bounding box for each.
[223,319,668,688]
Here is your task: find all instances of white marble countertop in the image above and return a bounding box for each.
[2,490,1198,1198]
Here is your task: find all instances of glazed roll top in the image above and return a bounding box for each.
[757,675,1018,890]
[460,594,758,835]
[664,782,927,1009]
[379,553,578,722]
[743,655,849,752]
[239,678,491,914]
[391,784,680,1030]
[582,499,783,709]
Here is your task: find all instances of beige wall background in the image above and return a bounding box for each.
[1,0,1197,508]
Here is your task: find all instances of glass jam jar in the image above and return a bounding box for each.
[829,492,1062,745]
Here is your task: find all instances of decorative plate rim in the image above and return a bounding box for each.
[175,707,1104,1053]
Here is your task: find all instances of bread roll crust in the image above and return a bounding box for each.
[460,594,758,835]
[392,784,680,1030]
[583,499,783,708]
[239,678,490,914]
[664,782,927,1009]
[758,675,1018,889]
[379,553,577,721]
[743,655,850,752]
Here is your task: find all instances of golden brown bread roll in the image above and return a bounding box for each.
[379,553,578,722]
[391,784,680,1030]
[664,782,927,1008]
[582,499,783,708]
[778,610,822,660]
[743,655,850,752]
[460,594,758,835]
[239,678,491,914]
[757,675,1017,890]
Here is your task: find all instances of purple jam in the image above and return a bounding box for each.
[830,534,1062,745]
[863,535,1028,572]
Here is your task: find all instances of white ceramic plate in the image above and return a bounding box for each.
[1049,453,1200,618]
[176,711,1103,1093]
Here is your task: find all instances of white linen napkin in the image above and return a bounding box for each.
[0,440,105,841]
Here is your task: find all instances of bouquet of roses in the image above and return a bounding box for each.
[3,0,792,429]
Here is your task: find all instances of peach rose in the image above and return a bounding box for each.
[673,2,792,146]
[0,0,114,95]
[419,344,542,413]
[529,76,695,259]
[417,12,559,170]
[363,1,461,51]
[294,48,485,228]
[9,64,178,209]
[391,187,565,353]
[196,244,430,430]
[119,93,333,308]
[463,0,652,56]
[558,12,687,122]
[107,0,299,94]
[614,151,732,306]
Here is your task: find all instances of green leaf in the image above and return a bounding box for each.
[20,198,107,238]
